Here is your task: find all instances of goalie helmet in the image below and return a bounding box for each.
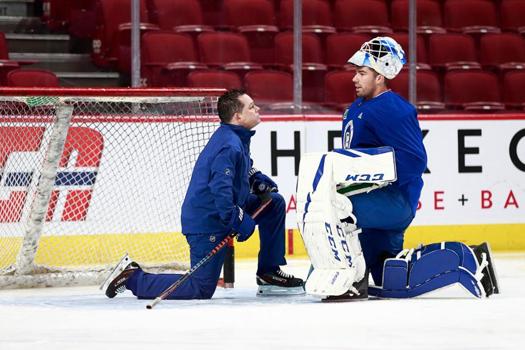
[347,36,406,80]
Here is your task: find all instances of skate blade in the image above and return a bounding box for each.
[99,253,131,291]
[257,285,306,296]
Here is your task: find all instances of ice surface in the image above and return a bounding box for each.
[1,255,524,350]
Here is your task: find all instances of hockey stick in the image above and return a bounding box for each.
[146,195,272,309]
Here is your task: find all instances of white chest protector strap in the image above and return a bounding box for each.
[296,147,396,296]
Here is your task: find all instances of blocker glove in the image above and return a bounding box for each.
[231,206,256,242]
[249,168,278,194]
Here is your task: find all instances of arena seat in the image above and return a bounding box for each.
[390,32,429,65]
[502,70,525,109]
[92,0,159,72]
[223,0,279,65]
[197,32,263,77]
[43,0,91,32]
[325,33,370,69]
[274,31,327,102]
[427,33,480,70]
[7,69,60,87]
[274,31,324,65]
[67,0,97,41]
[500,0,525,33]
[141,31,205,86]
[149,0,206,30]
[324,69,356,111]
[479,33,525,70]
[390,0,445,34]
[444,70,504,111]
[223,0,276,27]
[443,0,500,34]
[333,0,392,34]
[389,70,445,112]
[244,70,293,102]
[187,70,242,89]
[198,0,223,27]
[279,0,335,35]
[0,32,20,84]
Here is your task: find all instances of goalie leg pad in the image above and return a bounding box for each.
[369,242,489,298]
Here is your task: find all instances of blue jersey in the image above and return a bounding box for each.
[181,123,254,234]
[342,91,427,214]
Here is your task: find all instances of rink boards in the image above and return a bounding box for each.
[1,113,524,268]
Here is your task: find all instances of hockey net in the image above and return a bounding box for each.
[0,87,223,288]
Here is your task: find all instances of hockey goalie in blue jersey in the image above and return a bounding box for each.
[296,36,499,301]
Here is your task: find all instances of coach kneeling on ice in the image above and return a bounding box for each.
[296,147,499,300]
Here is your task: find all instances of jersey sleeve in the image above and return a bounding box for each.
[209,145,240,228]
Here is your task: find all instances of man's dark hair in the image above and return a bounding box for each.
[217,89,246,123]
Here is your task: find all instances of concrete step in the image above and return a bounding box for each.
[5,33,69,53]
[0,0,35,17]
[9,52,101,72]
[0,15,43,32]
[56,71,120,87]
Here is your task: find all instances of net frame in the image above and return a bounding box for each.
[0,87,224,288]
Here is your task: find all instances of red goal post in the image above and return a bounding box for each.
[0,87,224,288]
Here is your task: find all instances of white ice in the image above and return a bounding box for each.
[1,254,524,350]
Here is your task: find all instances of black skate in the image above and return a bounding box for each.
[471,242,500,297]
[100,254,141,298]
[256,269,305,296]
[322,274,368,302]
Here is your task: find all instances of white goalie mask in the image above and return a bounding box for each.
[347,36,406,79]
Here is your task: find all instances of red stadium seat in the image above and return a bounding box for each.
[479,33,525,70]
[389,70,445,111]
[391,0,445,34]
[333,0,392,34]
[42,0,90,31]
[92,0,159,72]
[500,0,525,33]
[149,0,207,30]
[502,70,525,109]
[199,0,223,27]
[443,0,500,34]
[274,32,324,65]
[224,0,276,27]
[444,70,504,111]
[141,31,205,86]
[67,1,97,41]
[223,0,279,65]
[150,0,212,42]
[279,0,335,34]
[324,70,356,111]
[427,33,480,69]
[197,32,262,76]
[390,33,429,65]
[7,69,60,87]
[325,33,370,69]
[187,70,242,89]
[274,31,327,102]
[244,70,293,103]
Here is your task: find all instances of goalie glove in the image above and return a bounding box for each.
[231,206,256,242]
[249,168,278,194]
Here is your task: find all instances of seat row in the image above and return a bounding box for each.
[139,31,525,85]
[2,67,524,113]
[43,0,525,35]
[39,0,525,80]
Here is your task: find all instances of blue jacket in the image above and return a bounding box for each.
[342,91,427,214]
[181,123,255,234]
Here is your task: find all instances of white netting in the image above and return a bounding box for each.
[0,89,221,288]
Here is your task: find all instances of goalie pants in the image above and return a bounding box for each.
[350,185,415,285]
[125,192,287,299]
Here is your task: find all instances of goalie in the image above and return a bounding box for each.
[297,37,499,301]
